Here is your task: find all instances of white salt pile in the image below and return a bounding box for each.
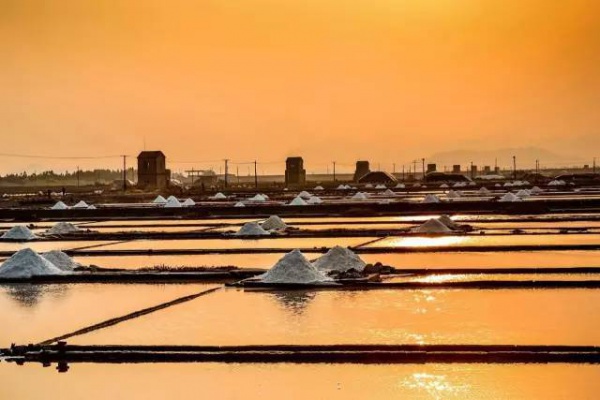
[468,182,477,186]
[375,184,386,189]
[446,190,461,199]
[478,187,491,195]
[422,194,440,204]
[495,183,502,187]
[298,191,312,200]
[307,196,323,205]
[181,198,196,207]
[249,194,267,202]
[395,183,406,189]
[51,201,68,210]
[259,249,332,284]
[1,226,38,241]
[153,195,168,204]
[411,218,452,234]
[313,246,366,273]
[383,189,396,196]
[262,215,288,231]
[72,200,89,209]
[87,205,97,210]
[530,186,543,194]
[234,222,271,236]
[211,192,227,200]
[336,184,346,190]
[234,202,246,207]
[413,183,421,188]
[438,215,460,230]
[288,196,308,206]
[499,192,522,202]
[164,196,182,208]
[0,248,64,278]
[41,250,80,271]
[515,189,530,198]
[46,222,81,235]
[314,186,324,191]
[351,192,368,201]
[503,182,513,187]
[365,184,373,189]
[548,180,566,186]
[440,183,449,188]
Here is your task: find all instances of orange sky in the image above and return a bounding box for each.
[1,0,599,174]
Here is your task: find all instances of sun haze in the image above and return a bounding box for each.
[1,0,599,173]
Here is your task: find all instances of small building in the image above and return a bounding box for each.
[285,157,306,186]
[358,171,398,185]
[452,165,461,173]
[137,151,170,189]
[354,161,371,182]
[427,164,437,173]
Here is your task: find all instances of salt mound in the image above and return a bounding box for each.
[478,187,490,194]
[365,184,373,189]
[260,249,332,284]
[375,184,386,189]
[411,218,452,234]
[515,189,530,198]
[468,182,477,186]
[503,182,513,187]
[249,194,267,202]
[351,192,368,201]
[211,192,227,200]
[383,189,396,196]
[153,195,167,204]
[413,183,421,188]
[234,202,246,207]
[164,197,182,208]
[440,183,449,188]
[530,186,543,194]
[234,222,270,236]
[446,190,461,199]
[41,250,80,271]
[181,198,196,207]
[72,200,89,209]
[422,194,440,204]
[298,191,312,199]
[1,226,38,241]
[51,201,68,210]
[0,248,64,278]
[46,222,81,235]
[395,183,406,189]
[307,196,323,204]
[438,215,460,230]
[87,205,97,210]
[499,192,522,202]
[288,196,308,206]
[336,184,346,190]
[314,186,324,191]
[262,215,288,231]
[494,183,502,187]
[313,246,366,272]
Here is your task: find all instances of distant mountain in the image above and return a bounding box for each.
[426,147,582,169]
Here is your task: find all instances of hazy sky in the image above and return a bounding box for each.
[1,0,599,174]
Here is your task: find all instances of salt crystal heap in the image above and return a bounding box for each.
[440,183,449,188]
[210,192,227,200]
[313,246,366,273]
[164,196,182,208]
[181,198,196,207]
[515,189,531,198]
[446,190,461,199]
[248,194,267,202]
[259,250,332,284]
[307,196,323,205]
[478,187,491,195]
[46,222,81,235]
[437,215,460,230]
[153,195,167,204]
[1,226,38,241]
[351,192,368,201]
[411,218,452,234]
[375,184,386,189]
[288,196,307,206]
[262,215,288,231]
[382,189,396,196]
[298,191,312,200]
[51,201,68,210]
[422,194,441,204]
[234,202,246,208]
[41,250,80,271]
[395,183,406,189]
[530,186,543,194]
[72,200,89,209]
[0,248,64,278]
[314,186,324,191]
[234,222,271,236]
[499,192,522,202]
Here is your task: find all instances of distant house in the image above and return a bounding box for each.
[358,171,398,185]
[137,151,170,189]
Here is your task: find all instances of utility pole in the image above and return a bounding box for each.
[594,157,596,174]
[535,159,539,175]
[77,166,80,188]
[402,165,405,181]
[412,160,417,177]
[421,158,425,179]
[254,160,258,189]
[122,155,127,191]
[333,161,336,182]
[512,155,517,180]
[393,163,396,174]
[237,166,240,185]
[223,159,229,188]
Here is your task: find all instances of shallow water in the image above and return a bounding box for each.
[70,288,600,346]
[0,240,121,253]
[364,234,600,248]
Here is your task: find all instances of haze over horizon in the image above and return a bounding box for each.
[2,0,599,174]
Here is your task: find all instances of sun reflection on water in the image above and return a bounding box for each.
[401,372,470,399]
[386,236,468,248]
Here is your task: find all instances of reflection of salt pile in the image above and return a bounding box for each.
[72,200,89,209]
[153,195,167,204]
[46,222,81,235]
[210,192,227,200]
[411,218,452,234]
[234,222,271,236]
[307,196,323,205]
[288,196,308,206]
[1,226,38,241]
[41,250,80,271]
[181,198,196,207]
[351,192,368,201]
[298,191,312,200]
[260,250,332,284]
[234,202,246,207]
[51,201,68,210]
[499,192,522,202]
[438,215,460,230]
[422,194,440,204]
[164,196,182,208]
[0,248,64,278]
[313,246,366,272]
[262,215,288,231]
